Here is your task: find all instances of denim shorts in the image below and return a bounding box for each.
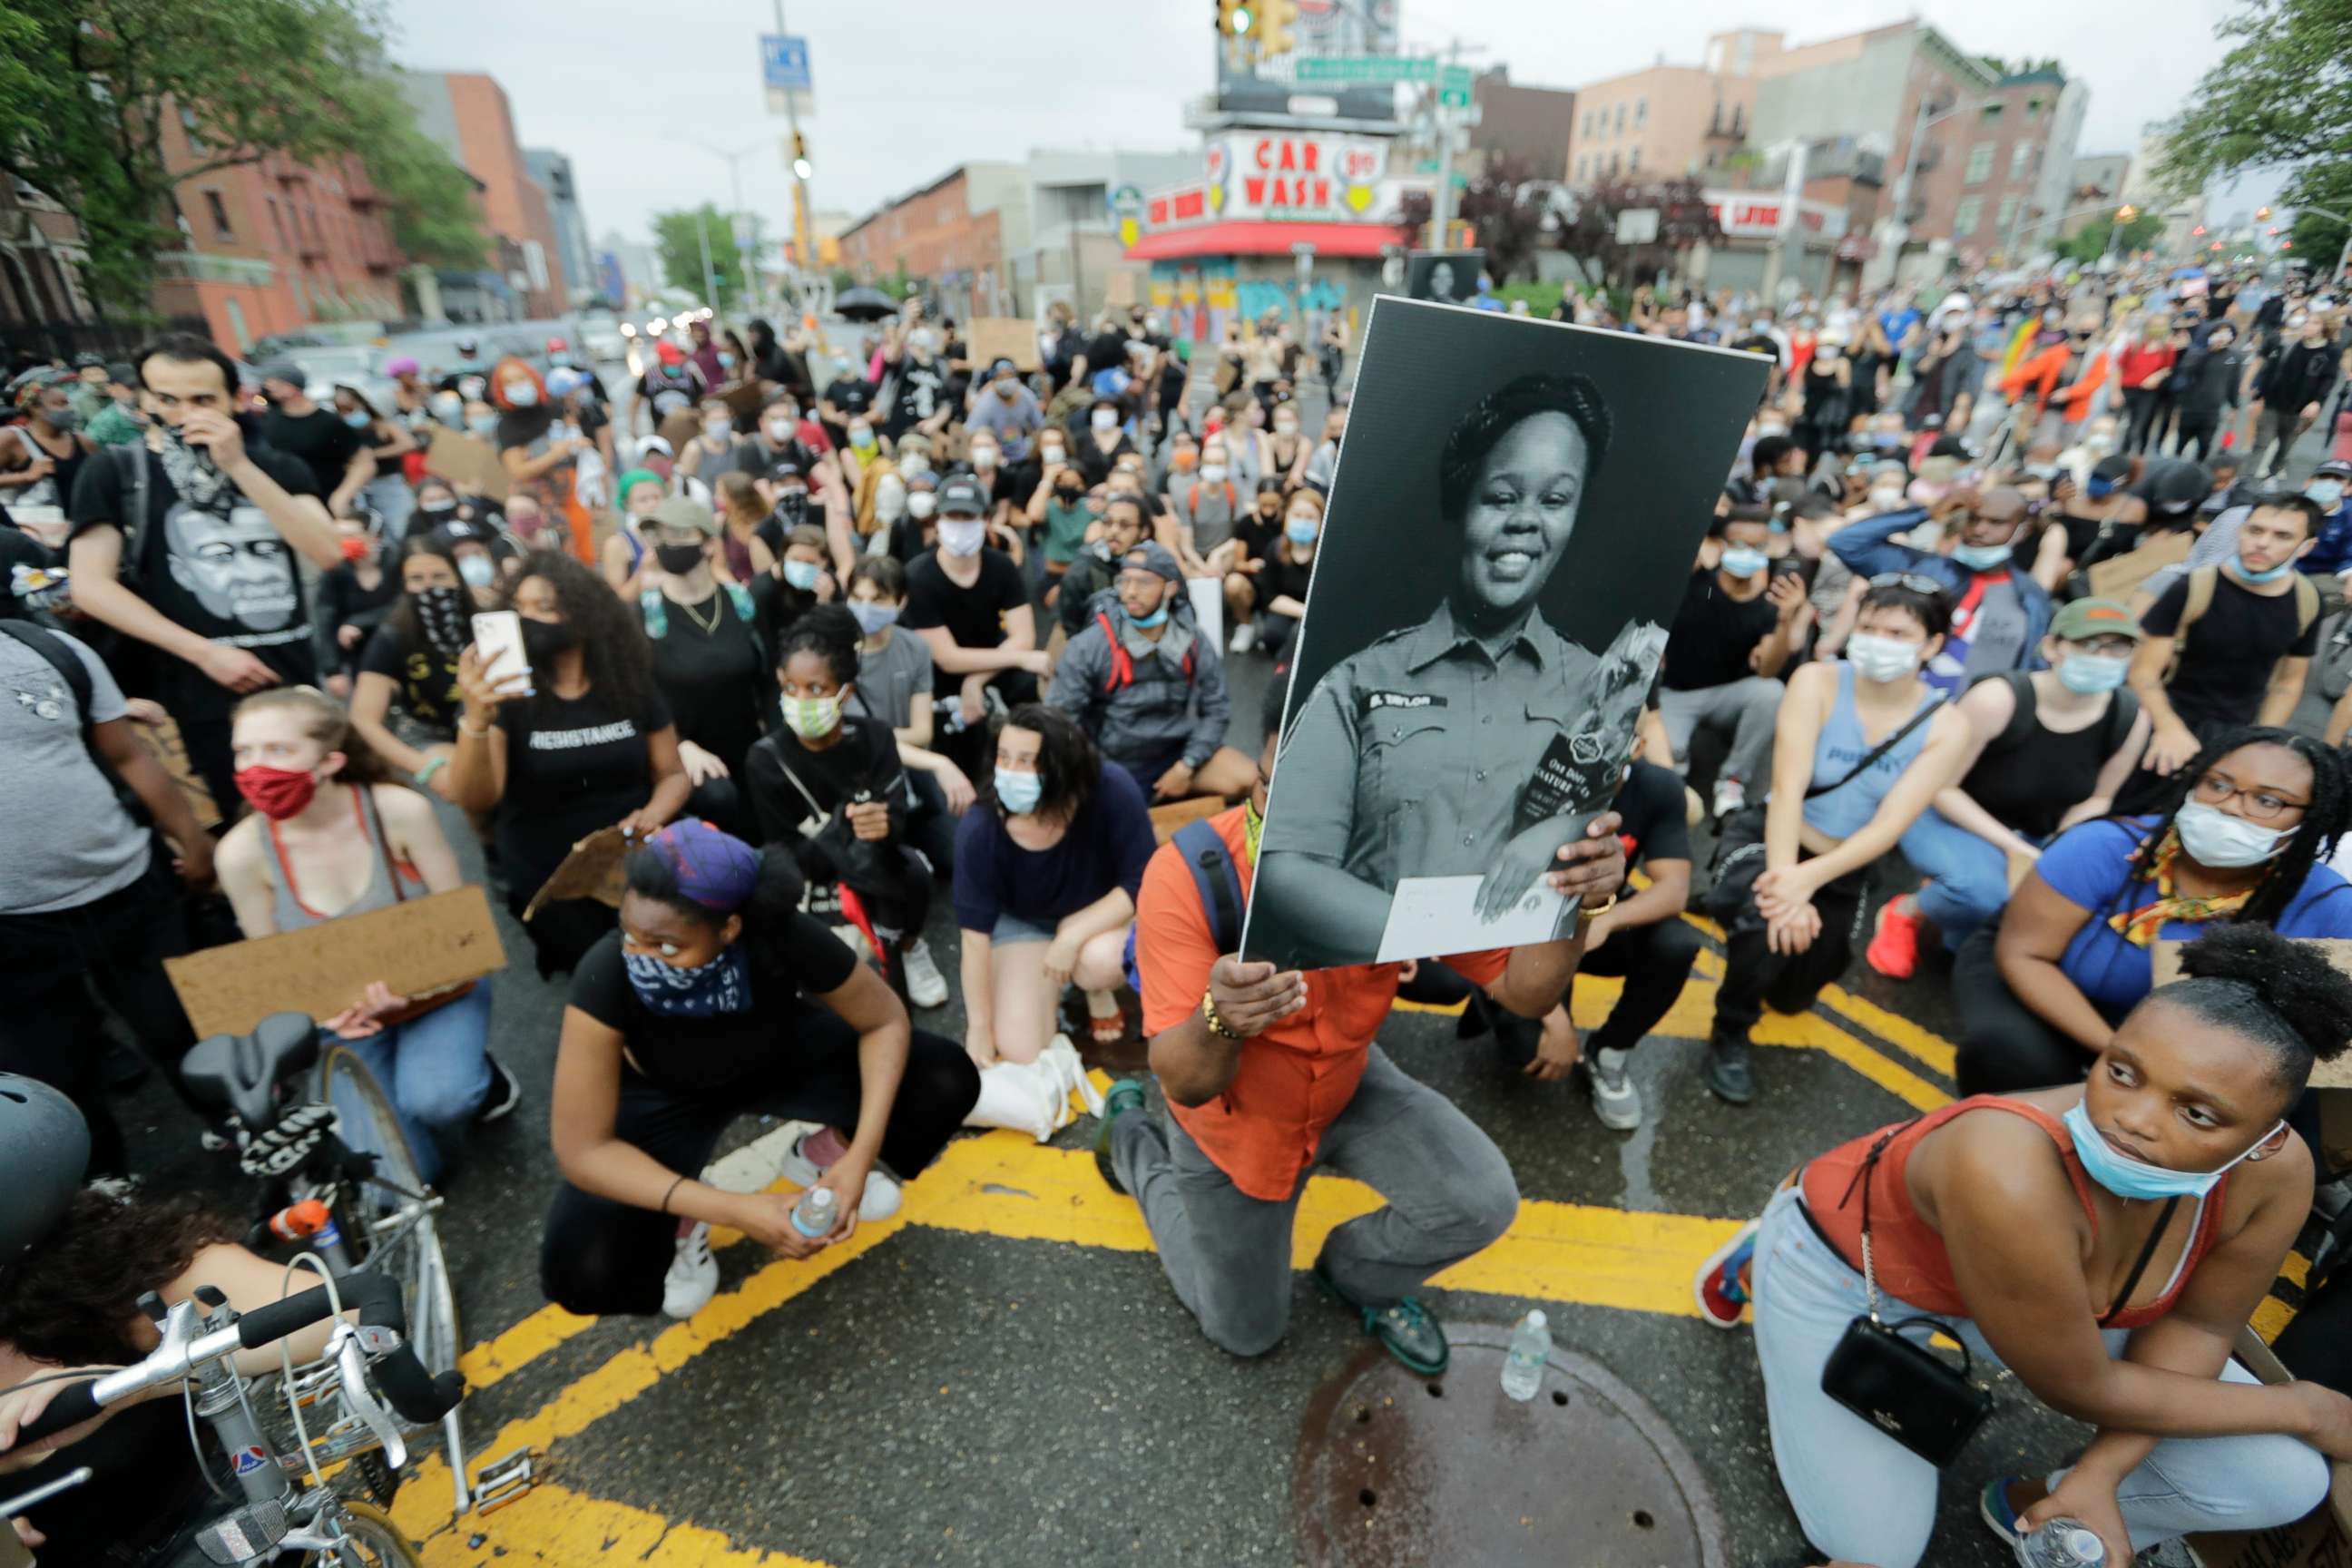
[992,912,1058,946]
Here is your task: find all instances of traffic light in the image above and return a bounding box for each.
[791,131,812,181]
[1258,0,1298,54]
[2256,205,2272,220]
[1217,0,1253,36]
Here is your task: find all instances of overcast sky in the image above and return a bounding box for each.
[387,0,2245,250]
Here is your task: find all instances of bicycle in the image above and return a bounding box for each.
[13,1269,465,1565]
[179,1014,471,1517]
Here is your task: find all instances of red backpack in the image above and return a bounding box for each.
[1094,610,1194,694]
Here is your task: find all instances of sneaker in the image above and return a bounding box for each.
[902,937,949,1009]
[1691,1218,1761,1328]
[474,1054,522,1124]
[1229,622,1257,654]
[1865,897,1924,981]
[1706,1032,1757,1106]
[1710,777,1747,820]
[1313,1259,1449,1375]
[1582,1044,1642,1132]
[831,923,872,963]
[776,1129,903,1221]
[1977,1475,2026,1543]
[662,1222,718,1319]
[1093,1076,1149,1194]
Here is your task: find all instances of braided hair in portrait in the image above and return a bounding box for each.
[2120,725,2352,930]
[496,550,662,723]
[2159,925,2352,1096]
[1436,371,1614,524]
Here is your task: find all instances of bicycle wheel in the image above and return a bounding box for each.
[312,1497,426,1566]
[318,1045,461,1378]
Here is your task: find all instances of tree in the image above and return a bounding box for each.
[2160,0,2352,194]
[2053,207,2166,264]
[1390,154,1556,282]
[652,204,765,305]
[1548,177,1723,290]
[0,0,485,313]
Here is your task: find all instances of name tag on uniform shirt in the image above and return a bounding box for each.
[1363,691,1447,712]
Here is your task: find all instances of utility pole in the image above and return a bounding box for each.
[776,0,815,299]
[1429,38,1462,250]
[695,211,718,315]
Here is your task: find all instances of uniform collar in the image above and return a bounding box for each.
[1401,598,1559,675]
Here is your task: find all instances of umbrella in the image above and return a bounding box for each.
[834,287,902,322]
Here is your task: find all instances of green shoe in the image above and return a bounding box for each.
[1092,1077,1149,1195]
[1313,1259,1450,1376]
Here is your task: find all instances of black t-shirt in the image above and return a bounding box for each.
[358,623,461,740]
[315,564,399,676]
[1614,759,1693,871]
[0,522,69,624]
[1257,547,1315,614]
[637,367,706,424]
[884,359,949,437]
[2142,570,2321,728]
[435,365,494,402]
[1083,329,1129,376]
[260,407,363,499]
[1959,671,2140,839]
[745,714,905,847]
[491,686,673,893]
[567,923,858,1094]
[68,442,322,720]
[819,375,874,448]
[648,588,769,775]
[901,549,1026,696]
[1661,569,1779,691]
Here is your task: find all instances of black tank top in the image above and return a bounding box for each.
[1957,671,2139,839]
[15,1395,216,1565]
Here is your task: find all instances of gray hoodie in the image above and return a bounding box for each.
[1046,588,1230,769]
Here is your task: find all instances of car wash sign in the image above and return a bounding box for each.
[1205,133,1391,220]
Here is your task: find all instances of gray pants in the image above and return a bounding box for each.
[1111,1045,1519,1357]
[1658,676,1783,789]
[2255,403,2317,478]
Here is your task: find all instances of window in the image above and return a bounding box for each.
[1575,154,1587,181]
[1965,142,1994,183]
[180,105,206,155]
[203,190,233,240]
[2027,97,2043,119]
[1629,145,1642,172]
[1997,195,2018,233]
[266,196,286,246]
[1955,196,1983,235]
[1980,103,2004,122]
[1615,102,1626,132]
[2010,142,2034,181]
[1636,97,1648,127]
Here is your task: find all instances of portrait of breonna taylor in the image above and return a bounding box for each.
[1245,298,1769,972]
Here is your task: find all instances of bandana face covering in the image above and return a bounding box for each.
[622,943,752,1017]
[156,422,231,509]
[413,584,469,660]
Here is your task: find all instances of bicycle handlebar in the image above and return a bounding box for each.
[15,1270,463,1446]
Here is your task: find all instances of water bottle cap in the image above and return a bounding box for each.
[1524,1309,1547,1329]
[810,1188,836,1209]
[2060,1526,2102,1558]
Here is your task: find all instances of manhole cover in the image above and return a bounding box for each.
[1294,1326,1728,1567]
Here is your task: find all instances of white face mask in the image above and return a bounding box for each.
[766,419,795,442]
[1092,409,1119,433]
[1846,632,1923,683]
[906,492,937,519]
[900,453,930,478]
[703,418,730,442]
[938,518,986,557]
[971,447,997,470]
[1199,464,1228,485]
[876,476,906,523]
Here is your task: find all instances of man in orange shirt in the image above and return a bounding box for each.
[1095,685,1625,1372]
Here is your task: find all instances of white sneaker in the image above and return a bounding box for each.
[1710,778,1747,820]
[1229,622,1258,654]
[662,1223,718,1319]
[831,924,873,963]
[777,1131,903,1221]
[902,937,949,1009]
[1583,1044,1643,1132]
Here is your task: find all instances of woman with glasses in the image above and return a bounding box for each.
[1700,574,1971,1105]
[1954,726,2352,1096]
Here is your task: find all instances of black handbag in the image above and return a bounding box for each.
[1817,1122,1995,1466]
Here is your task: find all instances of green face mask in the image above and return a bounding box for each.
[780,693,841,740]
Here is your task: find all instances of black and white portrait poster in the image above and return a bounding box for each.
[1404,250,1483,304]
[1245,299,1768,971]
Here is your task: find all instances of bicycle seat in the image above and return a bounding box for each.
[181,1012,319,1127]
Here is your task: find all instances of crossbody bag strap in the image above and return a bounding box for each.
[1839,1118,1922,1321]
[1804,696,1944,801]
[2097,1194,2183,1328]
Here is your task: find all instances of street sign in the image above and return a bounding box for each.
[1615,208,1660,244]
[760,34,810,90]
[1438,64,1474,108]
[1296,54,1436,84]
[1106,183,1144,220]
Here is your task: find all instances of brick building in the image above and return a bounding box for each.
[400,71,569,318]
[1566,29,1782,187]
[837,163,1027,322]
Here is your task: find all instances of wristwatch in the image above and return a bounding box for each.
[1201,989,1244,1041]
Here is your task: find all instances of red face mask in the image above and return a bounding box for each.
[234,765,318,821]
[338,535,370,563]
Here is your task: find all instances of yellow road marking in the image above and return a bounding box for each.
[1818,985,1959,1079]
[406,1480,834,1566]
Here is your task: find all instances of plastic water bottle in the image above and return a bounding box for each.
[1501,1309,1549,1402]
[790,1186,838,1240]
[2016,1520,2105,1567]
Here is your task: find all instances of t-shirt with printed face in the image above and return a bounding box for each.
[68,440,321,722]
[885,359,948,437]
[491,686,674,900]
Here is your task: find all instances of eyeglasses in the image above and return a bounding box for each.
[2191,770,2308,823]
[1868,572,1945,597]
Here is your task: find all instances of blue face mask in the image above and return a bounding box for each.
[504,382,540,408]
[2308,481,2346,510]
[1719,544,1769,579]
[2063,1098,2278,1202]
[2058,652,2131,695]
[782,559,822,592]
[1951,542,2013,571]
[848,600,899,635]
[2234,554,2298,584]
[342,410,370,430]
[1125,602,1170,629]
[1285,518,1318,547]
[995,768,1043,815]
[718,352,737,369]
[2086,476,2120,499]
[622,942,751,1017]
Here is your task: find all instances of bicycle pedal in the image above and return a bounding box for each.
[473,1448,535,1514]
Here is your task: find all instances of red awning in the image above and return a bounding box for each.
[1124,220,1396,261]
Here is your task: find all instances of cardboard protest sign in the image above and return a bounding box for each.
[164,887,505,1040]
[1247,300,1768,969]
[720,378,768,424]
[129,710,219,831]
[2187,1328,2352,1568]
[522,825,630,921]
[968,318,1042,372]
[2084,529,2192,601]
[423,426,510,503]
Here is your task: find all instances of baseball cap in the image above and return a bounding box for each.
[987,357,1017,378]
[2316,459,2352,480]
[2092,455,2133,485]
[545,337,569,353]
[257,358,305,388]
[386,355,420,377]
[1119,541,1183,585]
[652,495,721,538]
[936,475,986,516]
[655,341,685,366]
[71,351,104,369]
[766,458,805,485]
[2050,598,2145,642]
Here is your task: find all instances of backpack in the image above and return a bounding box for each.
[1121,817,1244,995]
[2322,609,2352,703]
[2167,564,2319,683]
[1093,607,1194,695]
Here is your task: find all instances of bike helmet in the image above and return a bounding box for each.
[0,1074,89,1263]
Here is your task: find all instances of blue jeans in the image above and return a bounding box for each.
[323,981,495,1186]
[1899,808,2024,951]
[1750,1184,2328,1568]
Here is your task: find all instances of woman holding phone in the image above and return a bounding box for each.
[449,553,691,976]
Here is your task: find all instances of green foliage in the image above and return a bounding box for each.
[2053,207,2166,263]
[0,0,484,312]
[2161,0,2352,194]
[652,204,765,303]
